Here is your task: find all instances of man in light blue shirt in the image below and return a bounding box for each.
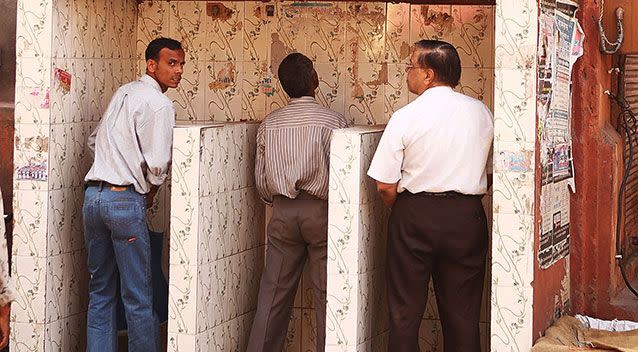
[83,37,185,352]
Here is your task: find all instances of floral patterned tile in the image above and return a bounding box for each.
[12,189,48,257]
[307,2,348,64]
[451,6,495,69]
[386,3,411,65]
[168,1,208,62]
[346,2,386,64]
[168,263,199,335]
[490,285,533,352]
[12,255,47,324]
[494,0,536,71]
[240,61,268,121]
[16,0,53,59]
[243,1,272,63]
[383,63,409,123]
[491,213,534,288]
[458,67,494,111]
[315,62,347,117]
[206,1,244,62]
[205,61,242,121]
[329,130,362,205]
[167,60,207,121]
[493,68,536,144]
[409,5,453,44]
[343,62,386,125]
[492,171,534,216]
[137,1,171,60]
[10,322,45,352]
[326,272,358,348]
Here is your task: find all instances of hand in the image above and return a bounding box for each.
[0,303,10,349]
[146,186,159,209]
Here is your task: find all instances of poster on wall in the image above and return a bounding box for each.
[537,0,583,269]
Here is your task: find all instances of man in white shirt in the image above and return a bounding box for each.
[368,40,493,351]
[83,37,185,352]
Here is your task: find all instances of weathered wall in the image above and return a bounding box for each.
[570,0,638,321]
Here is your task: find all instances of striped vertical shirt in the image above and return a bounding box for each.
[255,96,349,202]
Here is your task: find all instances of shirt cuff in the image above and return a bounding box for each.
[367,169,400,184]
[147,172,168,187]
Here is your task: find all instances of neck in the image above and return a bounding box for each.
[146,71,168,93]
[418,82,450,95]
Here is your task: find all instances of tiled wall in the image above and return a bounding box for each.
[168,122,265,351]
[490,0,537,350]
[137,2,494,124]
[12,0,137,350]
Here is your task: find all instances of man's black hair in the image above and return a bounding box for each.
[145,37,183,61]
[414,40,462,87]
[278,53,315,98]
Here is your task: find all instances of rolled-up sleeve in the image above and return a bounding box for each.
[138,105,175,186]
[367,115,405,184]
[254,125,271,204]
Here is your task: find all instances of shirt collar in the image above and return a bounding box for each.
[419,85,454,98]
[289,96,318,105]
[140,74,163,93]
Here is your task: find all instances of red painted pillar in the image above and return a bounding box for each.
[570,0,637,320]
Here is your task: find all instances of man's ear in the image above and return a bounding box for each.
[424,68,436,85]
[146,59,157,74]
[312,70,319,90]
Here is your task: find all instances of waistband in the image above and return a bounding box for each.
[275,191,324,201]
[411,191,482,198]
[85,180,134,192]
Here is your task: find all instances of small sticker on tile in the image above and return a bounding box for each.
[16,160,48,181]
[27,87,50,109]
[206,2,234,20]
[54,68,72,94]
[496,150,533,173]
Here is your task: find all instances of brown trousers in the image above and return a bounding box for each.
[386,192,488,352]
[247,195,328,352]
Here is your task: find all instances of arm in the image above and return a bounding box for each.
[138,105,176,189]
[376,181,399,208]
[254,125,272,205]
[367,114,404,208]
[87,125,98,159]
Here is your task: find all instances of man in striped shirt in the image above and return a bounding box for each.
[247,53,349,352]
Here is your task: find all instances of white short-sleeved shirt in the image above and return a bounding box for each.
[367,86,493,195]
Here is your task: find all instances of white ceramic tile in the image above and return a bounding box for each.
[494,0,537,70]
[491,213,534,288]
[12,255,47,324]
[490,285,533,351]
[168,264,199,335]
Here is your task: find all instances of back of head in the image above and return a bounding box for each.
[145,37,183,61]
[278,53,315,98]
[413,40,461,88]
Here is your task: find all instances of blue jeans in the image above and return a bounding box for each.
[83,185,160,352]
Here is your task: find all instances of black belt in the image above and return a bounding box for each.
[85,180,133,191]
[414,191,481,198]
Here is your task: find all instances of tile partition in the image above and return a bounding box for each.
[12,0,137,350]
[168,121,265,351]
[325,126,389,351]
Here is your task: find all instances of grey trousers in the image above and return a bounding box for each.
[247,195,328,352]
